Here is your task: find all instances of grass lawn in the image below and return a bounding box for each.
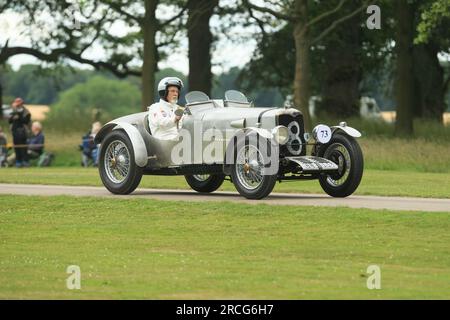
[0,167,449,198]
[0,195,449,299]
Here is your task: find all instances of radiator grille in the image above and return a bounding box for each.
[277,113,306,157]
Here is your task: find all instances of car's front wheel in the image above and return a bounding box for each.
[230,137,278,199]
[317,132,364,197]
[99,130,143,195]
[184,174,225,193]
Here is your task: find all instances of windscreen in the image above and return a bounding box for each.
[185,91,210,104]
[225,90,248,103]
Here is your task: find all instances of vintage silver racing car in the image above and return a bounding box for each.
[95,90,363,199]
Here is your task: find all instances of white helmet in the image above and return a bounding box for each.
[157,77,184,100]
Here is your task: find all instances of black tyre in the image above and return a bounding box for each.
[184,174,225,193]
[230,136,278,199]
[99,130,143,195]
[317,132,364,197]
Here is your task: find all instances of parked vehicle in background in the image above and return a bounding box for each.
[306,96,383,120]
[1,104,13,120]
[1,104,49,121]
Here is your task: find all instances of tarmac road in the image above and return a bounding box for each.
[1,183,449,212]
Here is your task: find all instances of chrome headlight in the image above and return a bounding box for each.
[272,125,289,145]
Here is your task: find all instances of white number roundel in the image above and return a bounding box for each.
[313,124,332,144]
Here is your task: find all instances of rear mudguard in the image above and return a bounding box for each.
[96,121,149,168]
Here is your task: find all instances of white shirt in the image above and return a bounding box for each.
[148,99,180,140]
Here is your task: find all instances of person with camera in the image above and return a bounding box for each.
[8,97,31,167]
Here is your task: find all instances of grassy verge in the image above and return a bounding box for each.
[0,167,449,198]
[0,195,449,299]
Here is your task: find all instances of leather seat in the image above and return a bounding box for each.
[144,114,152,135]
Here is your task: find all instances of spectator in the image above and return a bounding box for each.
[0,126,6,145]
[91,121,101,166]
[0,126,7,167]
[80,121,102,167]
[8,97,31,167]
[27,121,45,160]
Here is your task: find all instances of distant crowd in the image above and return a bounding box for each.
[0,97,49,168]
[0,97,101,168]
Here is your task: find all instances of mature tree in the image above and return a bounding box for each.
[243,0,370,131]
[412,42,448,121]
[394,0,415,136]
[186,0,218,96]
[237,24,295,98]
[315,1,366,118]
[86,0,189,109]
[0,1,143,75]
[0,0,141,111]
[413,0,450,122]
[416,0,450,44]
[0,0,188,111]
[395,0,450,134]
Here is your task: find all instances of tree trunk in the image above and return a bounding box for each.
[319,6,362,118]
[412,42,446,123]
[395,0,415,136]
[141,0,158,110]
[187,0,218,96]
[293,0,312,132]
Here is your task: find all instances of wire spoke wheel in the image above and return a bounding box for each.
[324,143,351,187]
[104,140,131,184]
[185,174,225,193]
[192,174,210,182]
[99,130,143,195]
[230,136,278,199]
[235,144,265,190]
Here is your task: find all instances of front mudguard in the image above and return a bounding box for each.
[331,124,362,138]
[223,127,277,175]
[312,124,361,156]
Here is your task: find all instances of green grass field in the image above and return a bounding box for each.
[1,167,449,198]
[1,121,449,299]
[1,195,449,299]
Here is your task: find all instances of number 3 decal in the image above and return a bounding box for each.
[287,121,302,155]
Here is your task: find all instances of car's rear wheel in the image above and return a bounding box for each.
[317,132,363,197]
[99,130,143,195]
[230,137,277,199]
[185,174,225,193]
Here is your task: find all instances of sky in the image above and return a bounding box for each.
[0,7,259,75]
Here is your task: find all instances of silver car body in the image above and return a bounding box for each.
[95,91,361,173]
